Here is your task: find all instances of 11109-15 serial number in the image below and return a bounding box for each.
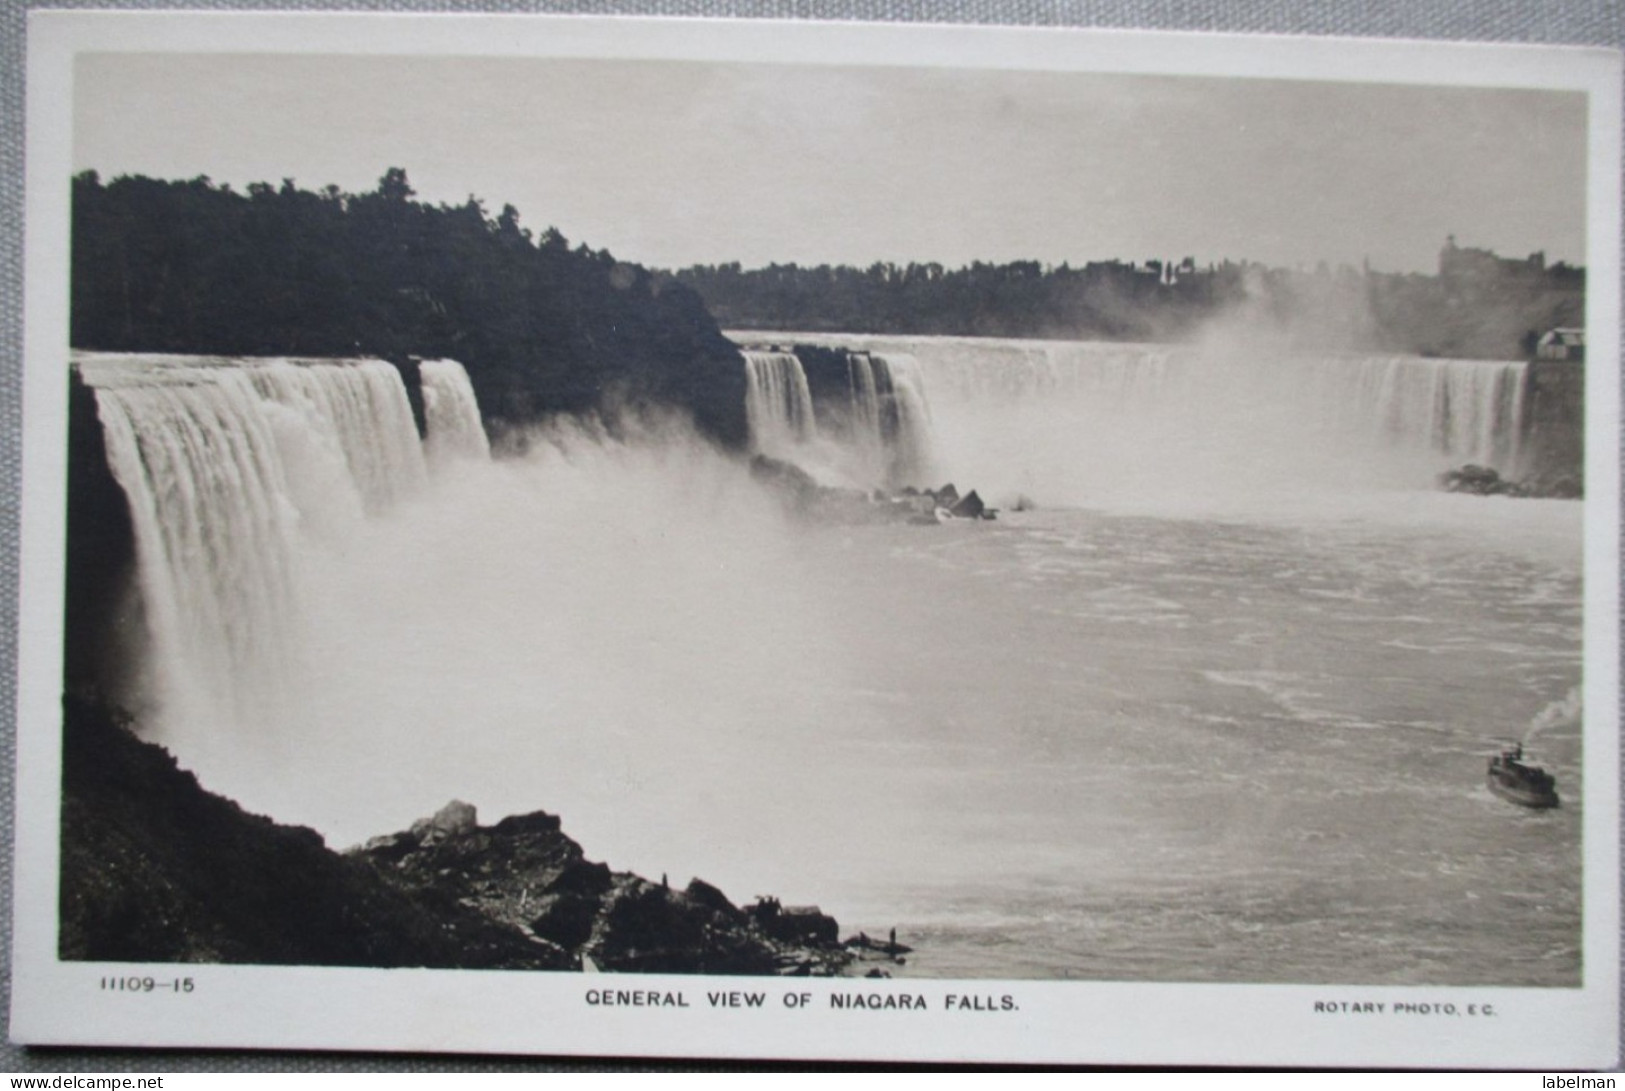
[100,976,194,994]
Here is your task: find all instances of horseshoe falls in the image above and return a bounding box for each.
[758,333,1535,513]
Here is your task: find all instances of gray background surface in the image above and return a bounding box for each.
[0,0,1619,1072]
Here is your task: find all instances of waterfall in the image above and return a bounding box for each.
[242,358,426,512]
[827,337,1528,469]
[847,352,882,441]
[869,353,933,486]
[1335,355,1528,469]
[742,350,816,456]
[837,351,888,482]
[737,341,939,487]
[420,358,491,463]
[82,355,304,728]
[740,332,1537,504]
[76,352,432,734]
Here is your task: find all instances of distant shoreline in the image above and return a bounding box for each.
[684,242,1583,363]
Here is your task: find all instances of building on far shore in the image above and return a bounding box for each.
[1439,235,1550,284]
[1536,327,1585,362]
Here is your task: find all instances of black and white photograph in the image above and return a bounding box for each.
[9,12,1621,1067]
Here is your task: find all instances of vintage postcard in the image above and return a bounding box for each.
[10,12,1621,1066]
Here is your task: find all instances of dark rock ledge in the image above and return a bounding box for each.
[1438,463,1581,499]
[60,696,894,975]
[749,454,996,525]
[350,800,855,975]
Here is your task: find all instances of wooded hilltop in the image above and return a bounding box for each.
[70,168,749,446]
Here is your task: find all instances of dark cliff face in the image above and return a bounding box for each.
[60,698,851,975]
[59,697,564,969]
[63,372,138,701]
[1521,360,1584,484]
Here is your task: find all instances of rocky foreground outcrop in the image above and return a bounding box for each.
[60,696,866,974]
[350,801,852,975]
[1438,463,1582,499]
[59,696,557,968]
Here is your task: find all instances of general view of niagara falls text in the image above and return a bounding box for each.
[51,51,1588,991]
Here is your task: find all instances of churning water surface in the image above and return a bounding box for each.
[817,504,1581,985]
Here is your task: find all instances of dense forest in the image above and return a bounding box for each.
[676,252,1584,361]
[70,169,748,445]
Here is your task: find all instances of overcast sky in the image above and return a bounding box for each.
[73,53,1588,274]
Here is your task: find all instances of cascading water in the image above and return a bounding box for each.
[847,351,881,440]
[837,352,888,480]
[75,352,439,747]
[746,332,1534,507]
[82,354,306,728]
[869,352,933,485]
[420,358,492,463]
[738,345,936,489]
[1336,354,1527,469]
[243,358,427,513]
[741,350,816,457]
[908,338,1527,465]
[1036,343,1530,471]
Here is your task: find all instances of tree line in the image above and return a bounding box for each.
[676,258,1236,342]
[675,254,1584,361]
[71,169,748,445]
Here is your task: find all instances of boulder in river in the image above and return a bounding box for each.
[1440,464,1512,495]
[1438,463,1583,499]
[949,489,986,519]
